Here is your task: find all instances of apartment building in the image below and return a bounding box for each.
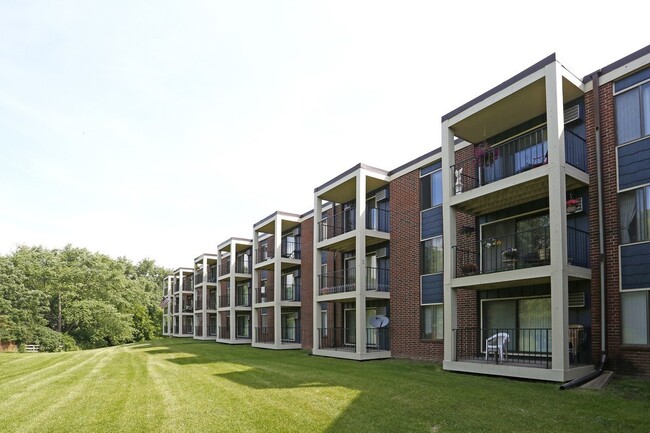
[169,267,194,337]
[161,275,173,336]
[216,238,253,344]
[192,254,218,340]
[163,44,650,380]
[251,212,303,349]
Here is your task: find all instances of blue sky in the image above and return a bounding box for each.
[0,1,647,269]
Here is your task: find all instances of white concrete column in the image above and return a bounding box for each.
[202,256,208,338]
[230,241,237,342]
[545,61,569,372]
[274,216,283,347]
[356,171,368,355]
[442,120,458,363]
[313,197,323,350]
[251,231,259,343]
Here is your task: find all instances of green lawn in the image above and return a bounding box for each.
[1,339,649,433]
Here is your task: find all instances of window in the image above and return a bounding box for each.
[420,169,442,210]
[482,297,551,353]
[620,186,650,243]
[622,291,650,344]
[421,304,443,339]
[422,236,443,274]
[321,310,328,337]
[616,81,650,145]
[236,314,250,338]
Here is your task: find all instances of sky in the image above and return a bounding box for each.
[1,1,648,270]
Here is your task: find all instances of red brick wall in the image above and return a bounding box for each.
[588,81,650,377]
[300,216,314,349]
[389,167,443,361]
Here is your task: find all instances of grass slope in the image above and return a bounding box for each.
[1,339,649,432]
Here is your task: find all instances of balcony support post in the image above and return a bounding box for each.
[274,216,283,347]
[355,170,368,355]
[313,195,324,351]
[545,61,570,373]
[442,121,458,364]
[229,240,236,343]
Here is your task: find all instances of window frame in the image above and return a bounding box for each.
[420,304,443,340]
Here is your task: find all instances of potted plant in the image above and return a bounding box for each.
[474,142,500,167]
[483,237,502,248]
[502,247,518,260]
[566,196,580,213]
[460,263,478,276]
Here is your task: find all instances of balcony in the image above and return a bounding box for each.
[366,267,390,292]
[208,321,217,337]
[182,304,194,313]
[219,295,230,308]
[366,208,390,233]
[319,208,356,242]
[195,325,203,336]
[195,299,203,311]
[255,247,274,264]
[452,127,587,196]
[281,326,301,343]
[219,262,230,277]
[317,327,390,352]
[235,262,251,274]
[255,327,275,343]
[182,324,193,334]
[454,226,588,278]
[453,327,591,368]
[194,272,204,285]
[207,295,217,310]
[281,238,301,259]
[281,284,301,302]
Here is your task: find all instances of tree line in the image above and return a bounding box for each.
[0,245,170,351]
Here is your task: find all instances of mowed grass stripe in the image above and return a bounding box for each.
[0,350,99,388]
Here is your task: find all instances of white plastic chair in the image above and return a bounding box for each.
[485,332,510,362]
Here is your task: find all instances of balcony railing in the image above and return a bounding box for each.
[281,284,301,301]
[182,324,193,334]
[318,327,390,352]
[174,325,179,334]
[195,299,203,310]
[235,260,251,274]
[255,326,274,343]
[194,272,204,285]
[219,327,230,339]
[366,208,390,233]
[236,324,251,339]
[182,304,194,313]
[454,225,588,277]
[255,247,274,264]
[207,295,217,310]
[318,208,356,242]
[451,127,587,196]
[195,325,203,336]
[208,321,217,336]
[281,239,300,259]
[366,267,390,292]
[235,292,252,307]
[453,327,590,367]
[207,271,217,283]
[255,287,273,304]
[319,269,356,295]
[219,262,230,277]
[281,326,301,343]
[219,295,230,308]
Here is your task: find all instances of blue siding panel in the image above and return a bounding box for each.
[421,206,443,239]
[618,137,650,190]
[421,274,443,304]
[621,242,650,290]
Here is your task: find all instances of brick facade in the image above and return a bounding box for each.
[300,215,314,349]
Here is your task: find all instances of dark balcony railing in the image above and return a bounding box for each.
[207,295,217,310]
[319,269,356,295]
[235,258,251,274]
[195,325,203,336]
[453,327,590,367]
[281,326,301,343]
[318,208,356,241]
[454,226,551,277]
[173,283,179,293]
[256,247,274,264]
[194,272,204,285]
[281,284,301,301]
[219,262,230,277]
[236,324,251,339]
[451,127,587,196]
[235,291,252,307]
[256,287,273,304]
[366,267,390,292]
[454,225,588,277]
[173,304,179,313]
[281,239,301,259]
[182,324,193,334]
[208,321,217,336]
[182,304,194,313]
[219,327,230,339]
[366,208,390,233]
[318,327,390,352]
[195,299,203,310]
[567,226,589,268]
[219,295,230,308]
[255,326,275,343]
[207,271,217,283]
[174,325,179,334]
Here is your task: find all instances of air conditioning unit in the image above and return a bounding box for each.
[564,105,581,124]
[293,227,300,236]
[376,189,388,202]
[569,291,585,308]
[376,247,389,259]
